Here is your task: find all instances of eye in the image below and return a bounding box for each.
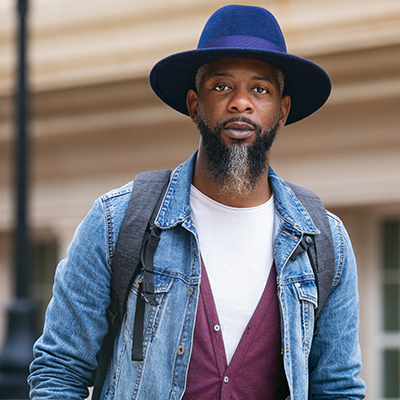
[253,87,268,95]
[214,84,230,92]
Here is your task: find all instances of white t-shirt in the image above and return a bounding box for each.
[190,185,275,364]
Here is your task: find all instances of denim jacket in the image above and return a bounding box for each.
[29,153,366,399]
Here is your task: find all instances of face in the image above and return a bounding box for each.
[187,58,291,195]
[187,58,290,146]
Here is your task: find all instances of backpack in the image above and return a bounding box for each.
[92,170,335,400]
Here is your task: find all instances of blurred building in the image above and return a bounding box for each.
[0,0,400,398]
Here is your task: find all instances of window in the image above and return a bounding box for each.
[30,239,58,333]
[381,220,400,398]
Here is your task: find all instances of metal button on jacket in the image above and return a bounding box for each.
[177,345,185,355]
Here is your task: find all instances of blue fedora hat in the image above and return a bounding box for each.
[149,5,331,125]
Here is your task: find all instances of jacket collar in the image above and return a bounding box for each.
[269,168,320,235]
[156,152,196,229]
[156,152,319,236]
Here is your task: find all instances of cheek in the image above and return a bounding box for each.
[197,102,218,124]
[197,91,226,116]
[258,102,281,125]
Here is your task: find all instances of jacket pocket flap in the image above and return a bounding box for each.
[132,272,173,294]
[294,279,318,308]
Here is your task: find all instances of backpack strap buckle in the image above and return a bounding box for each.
[290,235,314,261]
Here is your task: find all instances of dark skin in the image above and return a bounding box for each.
[186,58,291,208]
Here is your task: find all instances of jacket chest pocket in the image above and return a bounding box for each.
[126,273,174,340]
[293,279,317,351]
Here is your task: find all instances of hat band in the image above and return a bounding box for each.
[199,35,285,52]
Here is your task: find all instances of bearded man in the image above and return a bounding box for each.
[29,5,366,400]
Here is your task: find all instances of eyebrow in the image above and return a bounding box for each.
[251,75,274,83]
[208,72,233,78]
[208,72,274,84]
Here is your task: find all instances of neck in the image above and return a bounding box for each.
[192,148,272,208]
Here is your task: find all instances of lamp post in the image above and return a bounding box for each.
[0,0,37,398]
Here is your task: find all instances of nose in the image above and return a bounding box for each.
[227,87,254,113]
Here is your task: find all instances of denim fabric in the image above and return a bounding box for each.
[29,152,366,399]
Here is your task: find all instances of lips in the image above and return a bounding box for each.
[223,121,255,140]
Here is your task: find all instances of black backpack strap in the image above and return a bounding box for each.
[287,183,335,330]
[92,169,171,400]
[130,189,165,361]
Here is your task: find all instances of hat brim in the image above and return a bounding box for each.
[149,48,331,125]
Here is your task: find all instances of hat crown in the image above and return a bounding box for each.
[198,5,287,53]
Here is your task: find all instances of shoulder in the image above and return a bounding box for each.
[101,181,133,203]
[325,210,356,287]
[83,181,133,265]
[98,181,133,221]
[325,210,351,256]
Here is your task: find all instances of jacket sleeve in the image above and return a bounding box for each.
[28,197,113,399]
[308,213,366,399]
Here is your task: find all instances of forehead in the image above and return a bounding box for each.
[199,58,279,81]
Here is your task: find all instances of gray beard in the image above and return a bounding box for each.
[222,143,253,196]
[197,116,279,197]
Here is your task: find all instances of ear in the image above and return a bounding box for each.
[186,89,199,124]
[278,95,291,128]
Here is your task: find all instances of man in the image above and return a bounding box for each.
[29,5,366,399]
